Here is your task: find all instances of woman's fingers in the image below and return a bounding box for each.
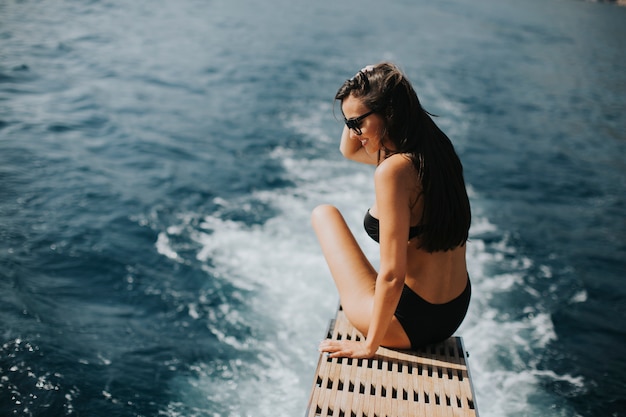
[318,340,375,359]
[319,340,349,358]
[318,339,341,353]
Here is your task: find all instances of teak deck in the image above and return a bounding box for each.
[306,309,479,417]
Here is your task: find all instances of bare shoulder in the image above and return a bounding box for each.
[374,153,415,182]
[374,153,421,208]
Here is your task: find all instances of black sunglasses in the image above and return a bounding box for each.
[343,109,375,135]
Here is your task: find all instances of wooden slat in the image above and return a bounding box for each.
[306,309,479,417]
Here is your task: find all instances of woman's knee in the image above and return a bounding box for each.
[311,204,341,227]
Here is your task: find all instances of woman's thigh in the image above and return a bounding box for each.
[311,204,379,332]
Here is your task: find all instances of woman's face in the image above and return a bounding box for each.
[341,94,389,155]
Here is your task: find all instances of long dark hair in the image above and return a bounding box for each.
[335,62,471,252]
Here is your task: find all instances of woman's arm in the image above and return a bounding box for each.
[364,156,413,353]
[339,126,378,165]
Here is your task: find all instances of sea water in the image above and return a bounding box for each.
[1,0,625,416]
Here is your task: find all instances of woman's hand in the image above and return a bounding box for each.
[318,339,378,359]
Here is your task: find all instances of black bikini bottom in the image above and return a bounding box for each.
[394,277,471,349]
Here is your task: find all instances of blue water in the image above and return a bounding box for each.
[1,0,625,415]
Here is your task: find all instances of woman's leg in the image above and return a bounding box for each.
[311,204,411,348]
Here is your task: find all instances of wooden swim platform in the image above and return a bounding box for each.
[306,308,479,417]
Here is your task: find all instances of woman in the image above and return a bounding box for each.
[312,62,471,359]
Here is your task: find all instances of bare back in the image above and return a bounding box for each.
[370,154,468,304]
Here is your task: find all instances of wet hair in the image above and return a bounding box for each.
[335,62,471,252]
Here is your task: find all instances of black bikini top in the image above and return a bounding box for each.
[363,209,425,243]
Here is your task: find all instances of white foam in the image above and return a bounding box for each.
[156,232,180,261]
[461,219,584,416]
[157,153,381,415]
[571,290,588,303]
